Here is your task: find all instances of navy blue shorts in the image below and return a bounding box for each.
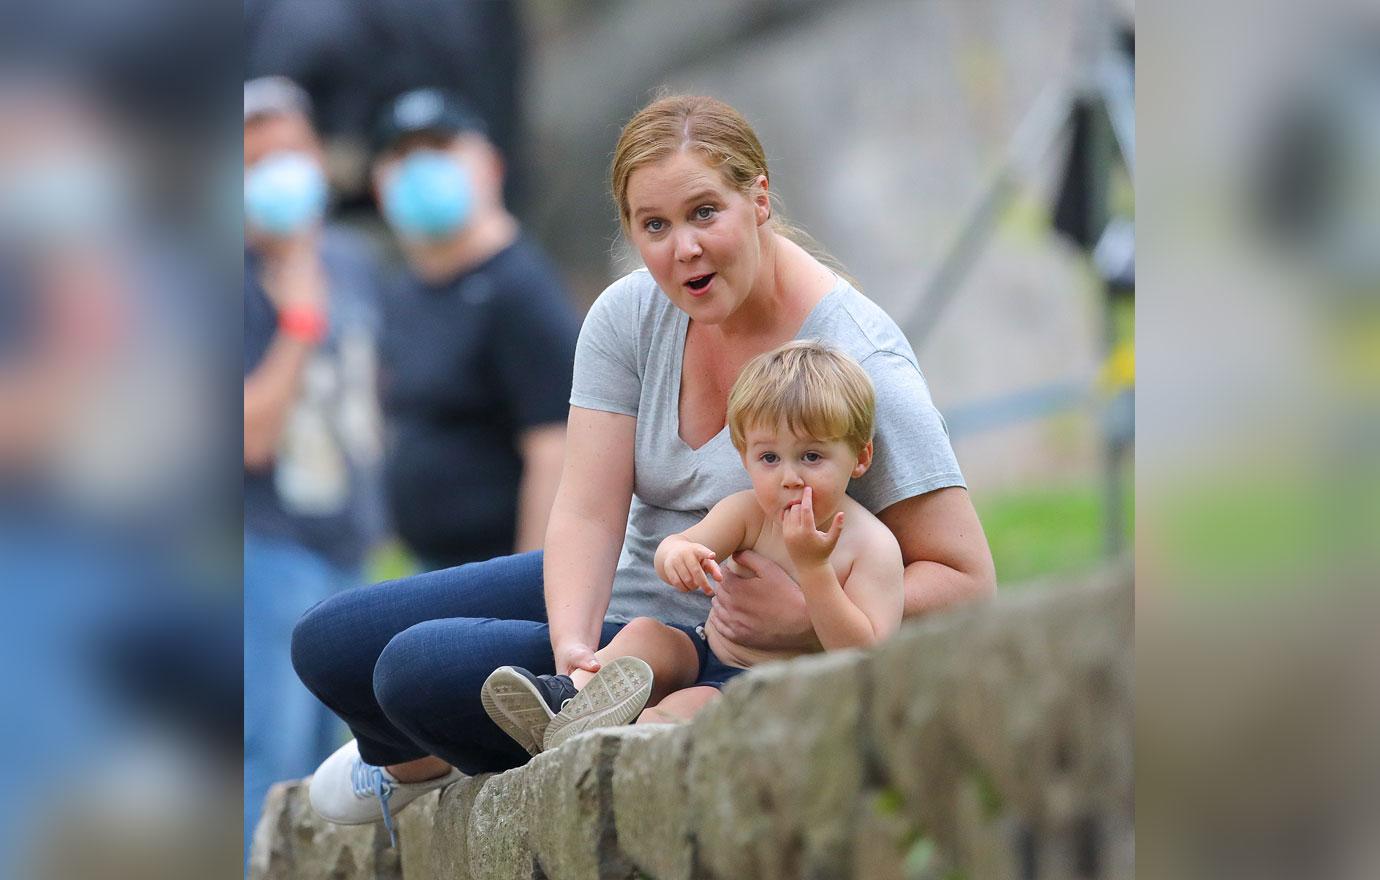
[666,623,748,690]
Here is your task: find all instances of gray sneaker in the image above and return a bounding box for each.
[480,666,578,756]
[543,656,654,751]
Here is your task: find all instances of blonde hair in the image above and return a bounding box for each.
[610,93,856,284]
[727,340,876,455]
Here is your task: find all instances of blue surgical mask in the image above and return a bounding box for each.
[244,151,328,235]
[0,151,130,247]
[381,150,473,240]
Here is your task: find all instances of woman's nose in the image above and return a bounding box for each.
[674,229,703,261]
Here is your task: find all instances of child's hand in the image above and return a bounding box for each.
[782,487,844,568]
[660,539,723,597]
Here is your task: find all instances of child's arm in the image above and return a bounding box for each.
[783,487,904,650]
[655,491,760,597]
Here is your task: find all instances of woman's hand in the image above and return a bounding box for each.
[707,550,821,652]
[553,640,602,677]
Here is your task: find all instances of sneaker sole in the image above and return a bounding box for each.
[480,667,555,756]
[543,657,654,751]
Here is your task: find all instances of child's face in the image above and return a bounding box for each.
[740,420,872,529]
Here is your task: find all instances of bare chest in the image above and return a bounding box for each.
[729,525,852,583]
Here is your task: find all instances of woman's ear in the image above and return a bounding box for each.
[753,175,771,226]
[852,441,874,478]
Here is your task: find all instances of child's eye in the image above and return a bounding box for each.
[644,218,666,233]
[694,205,716,221]
[802,452,823,463]
[760,452,779,464]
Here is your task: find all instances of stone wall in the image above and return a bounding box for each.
[251,568,1132,880]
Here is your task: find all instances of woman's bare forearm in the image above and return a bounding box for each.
[543,499,627,651]
[901,558,996,617]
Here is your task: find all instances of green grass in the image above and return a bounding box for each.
[975,481,1132,586]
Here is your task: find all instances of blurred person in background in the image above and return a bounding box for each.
[243,75,385,863]
[292,94,993,840]
[368,87,577,571]
[0,71,240,879]
[0,80,132,487]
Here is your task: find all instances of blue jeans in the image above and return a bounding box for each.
[244,534,355,863]
[290,550,625,775]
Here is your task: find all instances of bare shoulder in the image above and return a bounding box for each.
[714,489,762,518]
[713,489,766,538]
[838,497,903,571]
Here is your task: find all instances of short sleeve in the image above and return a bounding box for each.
[569,276,643,417]
[850,350,966,513]
[489,262,581,430]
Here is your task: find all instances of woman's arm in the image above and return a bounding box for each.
[543,406,636,675]
[876,487,996,617]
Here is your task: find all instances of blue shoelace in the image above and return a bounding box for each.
[350,759,398,847]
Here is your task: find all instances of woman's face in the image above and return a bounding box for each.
[624,150,770,324]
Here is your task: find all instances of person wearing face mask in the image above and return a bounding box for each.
[242,76,385,865]
[368,88,578,572]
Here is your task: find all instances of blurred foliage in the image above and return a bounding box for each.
[976,476,1133,585]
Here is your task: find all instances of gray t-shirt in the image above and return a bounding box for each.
[570,269,965,625]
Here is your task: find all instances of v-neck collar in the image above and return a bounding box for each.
[670,280,846,453]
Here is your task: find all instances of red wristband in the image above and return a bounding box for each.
[279,305,328,344]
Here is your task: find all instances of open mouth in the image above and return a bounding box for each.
[685,273,715,294]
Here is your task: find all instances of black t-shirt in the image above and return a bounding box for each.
[379,235,578,567]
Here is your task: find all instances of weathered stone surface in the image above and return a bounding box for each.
[428,774,491,880]
[249,779,393,880]
[610,724,694,880]
[867,566,1134,880]
[250,568,1133,880]
[466,769,537,880]
[687,649,870,880]
[522,728,639,880]
[397,788,440,880]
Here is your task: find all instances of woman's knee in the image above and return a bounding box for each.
[290,592,362,700]
[372,624,434,726]
[372,620,484,731]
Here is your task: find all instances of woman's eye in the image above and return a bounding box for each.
[644,219,665,233]
[694,205,716,220]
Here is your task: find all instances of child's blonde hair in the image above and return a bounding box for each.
[727,340,876,455]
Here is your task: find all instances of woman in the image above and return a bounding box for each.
[292,95,995,836]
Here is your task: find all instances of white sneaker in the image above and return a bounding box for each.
[307,740,461,846]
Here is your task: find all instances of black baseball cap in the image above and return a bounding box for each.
[371,88,489,156]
